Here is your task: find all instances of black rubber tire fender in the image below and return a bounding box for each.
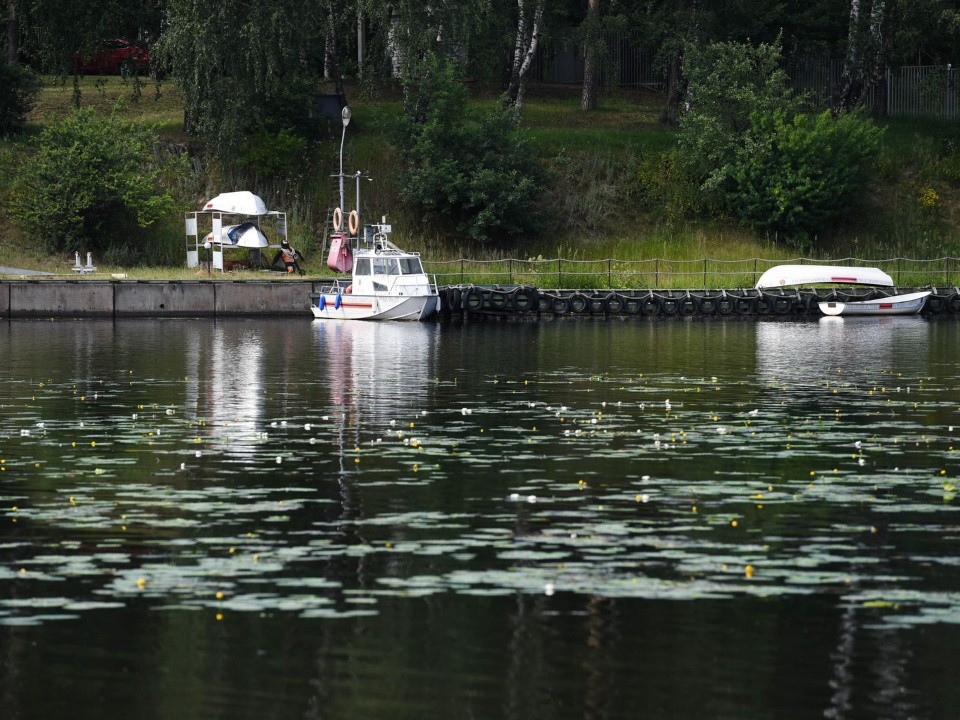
[660,296,679,316]
[678,296,697,316]
[640,295,660,316]
[623,295,642,315]
[587,294,607,314]
[754,294,774,315]
[717,296,734,315]
[464,287,484,311]
[772,295,795,315]
[551,295,570,315]
[926,293,947,314]
[733,296,754,315]
[569,293,589,314]
[512,286,538,312]
[948,292,960,314]
[606,293,625,315]
[698,295,718,315]
[488,289,511,311]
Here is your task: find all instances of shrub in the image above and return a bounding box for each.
[12,108,182,255]
[728,109,883,244]
[679,39,883,248]
[395,56,545,245]
[0,63,41,135]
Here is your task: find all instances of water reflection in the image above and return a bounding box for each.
[756,316,930,381]
[2,318,960,720]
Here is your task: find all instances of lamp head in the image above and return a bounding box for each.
[341,106,351,128]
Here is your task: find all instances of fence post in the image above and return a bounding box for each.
[897,257,901,287]
[655,258,659,289]
[460,259,464,284]
[703,258,707,289]
[509,258,513,285]
[753,258,758,287]
[558,258,562,289]
[608,259,612,289]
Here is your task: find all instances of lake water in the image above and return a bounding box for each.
[2,316,959,719]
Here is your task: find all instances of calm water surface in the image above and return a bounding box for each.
[2,317,960,719]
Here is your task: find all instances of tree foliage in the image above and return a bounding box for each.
[12,108,180,255]
[395,56,544,245]
[0,60,39,134]
[679,38,883,246]
[157,0,326,155]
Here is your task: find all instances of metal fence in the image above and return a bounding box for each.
[529,30,957,119]
[532,29,665,89]
[423,256,960,290]
[786,57,957,119]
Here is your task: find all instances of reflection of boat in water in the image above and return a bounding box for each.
[756,264,929,316]
[313,320,439,420]
[756,316,929,381]
[818,290,930,317]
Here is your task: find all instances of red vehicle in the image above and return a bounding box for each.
[71,39,150,75]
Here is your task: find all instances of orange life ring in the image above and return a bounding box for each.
[332,207,343,231]
[344,284,353,294]
[348,210,359,235]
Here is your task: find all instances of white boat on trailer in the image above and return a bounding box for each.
[755,264,929,317]
[309,223,439,321]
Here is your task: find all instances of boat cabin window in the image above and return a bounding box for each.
[373,258,400,275]
[399,257,424,275]
[354,258,371,275]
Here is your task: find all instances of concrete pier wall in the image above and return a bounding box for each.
[1,280,314,318]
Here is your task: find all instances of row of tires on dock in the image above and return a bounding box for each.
[436,285,960,318]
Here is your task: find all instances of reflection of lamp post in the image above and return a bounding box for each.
[339,106,351,219]
[203,241,211,275]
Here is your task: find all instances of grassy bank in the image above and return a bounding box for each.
[0,76,958,286]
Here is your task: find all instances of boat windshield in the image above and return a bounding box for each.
[400,257,424,275]
[372,258,400,275]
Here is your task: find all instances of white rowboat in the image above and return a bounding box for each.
[755,264,894,289]
[818,290,931,316]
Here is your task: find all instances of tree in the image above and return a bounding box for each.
[503,0,544,118]
[395,55,545,244]
[12,108,180,256]
[6,0,17,63]
[834,0,897,114]
[679,38,882,246]
[581,0,601,111]
[158,0,326,153]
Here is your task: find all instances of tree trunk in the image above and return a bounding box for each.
[661,49,685,126]
[580,0,601,111]
[870,0,898,117]
[6,0,17,63]
[325,0,345,97]
[835,0,864,115]
[504,0,544,120]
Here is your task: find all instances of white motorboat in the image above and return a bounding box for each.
[818,289,931,316]
[310,105,439,322]
[310,223,439,321]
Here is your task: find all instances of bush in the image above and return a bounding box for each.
[12,108,182,255]
[678,39,883,248]
[728,109,883,244]
[0,63,41,135]
[395,56,545,245]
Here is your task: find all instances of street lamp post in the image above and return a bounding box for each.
[338,106,351,222]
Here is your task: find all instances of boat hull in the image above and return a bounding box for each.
[818,290,931,317]
[310,292,439,321]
